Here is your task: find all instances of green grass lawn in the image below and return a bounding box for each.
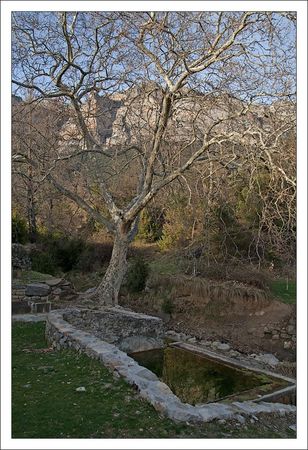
[270,279,296,304]
[12,322,295,439]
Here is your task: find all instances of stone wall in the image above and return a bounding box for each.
[262,312,296,350]
[12,244,31,271]
[12,283,51,314]
[45,309,296,424]
[12,284,27,302]
[62,307,164,353]
[12,278,76,314]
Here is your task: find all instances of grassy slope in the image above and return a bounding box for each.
[270,280,296,304]
[12,322,295,439]
[17,270,55,283]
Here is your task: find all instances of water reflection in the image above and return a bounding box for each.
[130,346,272,405]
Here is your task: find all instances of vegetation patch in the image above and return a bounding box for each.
[149,255,183,276]
[65,270,105,292]
[126,257,150,293]
[17,270,55,283]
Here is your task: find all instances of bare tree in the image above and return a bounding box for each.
[12,11,296,305]
[12,94,38,242]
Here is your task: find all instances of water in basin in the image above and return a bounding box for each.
[130,346,288,405]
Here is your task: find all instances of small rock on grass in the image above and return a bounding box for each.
[289,424,296,432]
[76,386,86,392]
[37,366,55,374]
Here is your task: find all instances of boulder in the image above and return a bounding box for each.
[287,325,295,334]
[283,341,292,350]
[229,350,241,358]
[212,341,230,351]
[254,353,279,367]
[25,283,51,297]
[52,288,62,295]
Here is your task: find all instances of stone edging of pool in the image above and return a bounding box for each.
[42,309,296,423]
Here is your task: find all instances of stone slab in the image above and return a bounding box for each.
[45,278,63,287]
[25,283,51,297]
[12,313,47,322]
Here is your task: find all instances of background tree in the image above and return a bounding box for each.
[12,11,296,305]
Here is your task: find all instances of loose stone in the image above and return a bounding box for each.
[76,386,86,392]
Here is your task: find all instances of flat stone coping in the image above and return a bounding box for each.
[44,309,296,423]
[12,313,48,322]
[171,342,296,383]
[104,306,163,322]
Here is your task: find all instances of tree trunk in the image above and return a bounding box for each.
[27,95,37,243]
[27,182,37,243]
[90,229,129,306]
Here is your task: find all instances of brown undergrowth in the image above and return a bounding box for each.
[147,274,269,307]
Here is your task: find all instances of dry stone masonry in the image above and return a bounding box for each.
[45,309,296,424]
[62,307,164,353]
[262,314,296,350]
[12,278,76,314]
[25,283,51,313]
[12,243,31,272]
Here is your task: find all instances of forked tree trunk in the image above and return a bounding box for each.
[90,229,129,306]
[27,183,37,243]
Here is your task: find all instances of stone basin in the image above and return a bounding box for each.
[45,308,296,424]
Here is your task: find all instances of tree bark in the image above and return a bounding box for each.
[27,183,37,243]
[90,228,129,306]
